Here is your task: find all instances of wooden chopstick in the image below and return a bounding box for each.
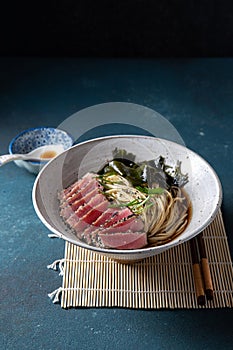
[190,233,214,305]
[197,233,214,300]
[190,238,205,305]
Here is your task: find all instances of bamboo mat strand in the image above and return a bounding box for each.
[56,211,233,309]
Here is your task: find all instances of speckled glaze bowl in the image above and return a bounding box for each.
[9,127,74,174]
[32,135,222,262]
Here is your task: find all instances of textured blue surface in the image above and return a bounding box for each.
[0,58,233,350]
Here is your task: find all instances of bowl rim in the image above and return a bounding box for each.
[9,126,74,165]
[32,134,223,256]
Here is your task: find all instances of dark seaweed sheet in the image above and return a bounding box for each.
[98,148,188,190]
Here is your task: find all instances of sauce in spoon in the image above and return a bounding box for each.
[40,150,57,159]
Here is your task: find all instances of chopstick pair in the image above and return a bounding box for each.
[190,233,213,306]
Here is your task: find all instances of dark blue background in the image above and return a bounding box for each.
[0,1,233,57]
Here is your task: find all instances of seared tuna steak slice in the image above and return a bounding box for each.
[98,232,147,250]
[59,173,147,249]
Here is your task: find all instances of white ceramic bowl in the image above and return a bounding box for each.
[9,127,74,174]
[32,135,222,262]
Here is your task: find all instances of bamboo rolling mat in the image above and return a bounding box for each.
[49,211,233,309]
